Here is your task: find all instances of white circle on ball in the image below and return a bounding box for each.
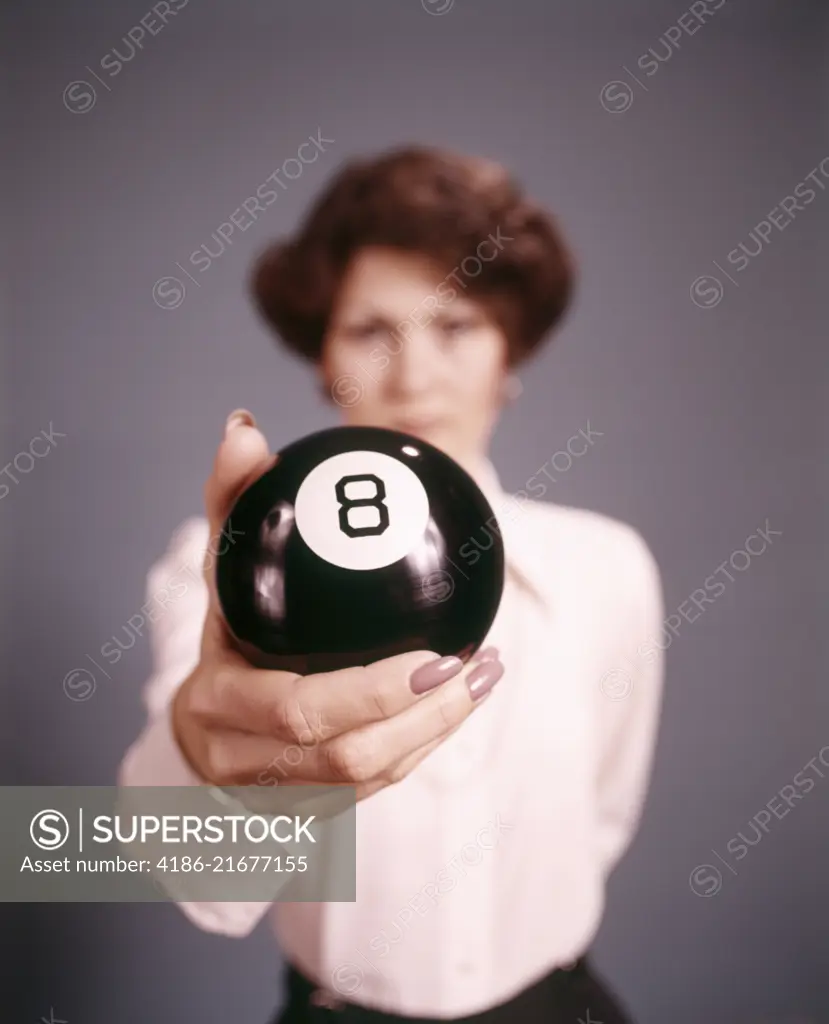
[294,450,431,571]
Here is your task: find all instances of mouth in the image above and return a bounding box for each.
[393,417,446,436]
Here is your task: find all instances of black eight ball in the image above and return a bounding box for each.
[215,425,505,675]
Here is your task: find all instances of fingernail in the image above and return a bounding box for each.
[466,659,504,701]
[410,655,463,695]
[225,409,256,437]
[471,646,499,663]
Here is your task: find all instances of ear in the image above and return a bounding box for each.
[501,374,523,403]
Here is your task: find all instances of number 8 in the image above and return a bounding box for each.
[335,474,390,537]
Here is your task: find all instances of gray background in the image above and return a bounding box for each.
[4,1,827,1022]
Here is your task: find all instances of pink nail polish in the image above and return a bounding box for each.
[410,655,464,694]
[466,659,504,701]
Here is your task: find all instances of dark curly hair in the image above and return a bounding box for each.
[250,145,576,366]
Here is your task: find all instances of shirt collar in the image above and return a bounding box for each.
[461,455,548,606]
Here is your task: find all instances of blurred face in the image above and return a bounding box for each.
[319,247,509,470]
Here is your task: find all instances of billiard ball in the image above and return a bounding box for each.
[215,425,504,674]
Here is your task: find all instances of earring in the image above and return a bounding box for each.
[502,374,523,403]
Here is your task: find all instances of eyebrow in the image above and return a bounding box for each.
[339,302,481,326]
[335,310,397,329]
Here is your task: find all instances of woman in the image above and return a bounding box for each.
[119,145,665,1023]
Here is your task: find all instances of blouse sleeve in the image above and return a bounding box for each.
[594,526,666,874]
[117,517,276,937]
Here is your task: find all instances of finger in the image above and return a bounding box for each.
[327,686,495,801]
[203,409,274,544]
[197,727,320,786]
[279,727,464,802]
[208,649,471,740]
[286,646,503,740]
[200,718,462,787]
[213,657,504,784]
[200,692,472,789]
[355,729,458,801]
[202,409,275,609]
[325,657,504,784]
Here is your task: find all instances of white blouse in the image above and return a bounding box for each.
[118,458,664,1018]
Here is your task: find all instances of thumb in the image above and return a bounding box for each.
[204,409,275,542]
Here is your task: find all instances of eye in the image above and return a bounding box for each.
[341,320,390,342]
[438,317,476,339]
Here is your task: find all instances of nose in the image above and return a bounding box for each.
[385,328,438,398]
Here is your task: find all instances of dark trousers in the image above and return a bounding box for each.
[273,957,634,1024]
